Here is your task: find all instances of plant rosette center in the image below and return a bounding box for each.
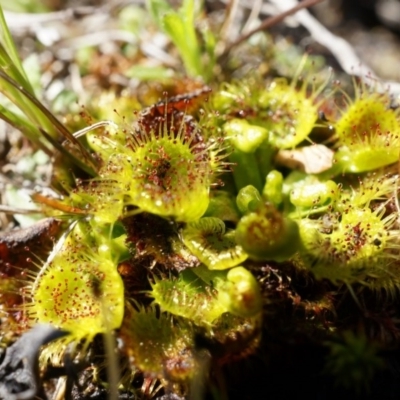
[258,80,319,149]
[97,119,218,222]
[299,208,391,283]
[127,135,210,221]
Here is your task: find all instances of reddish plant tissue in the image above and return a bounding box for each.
[136,86,212,153]
[0,218,63,278]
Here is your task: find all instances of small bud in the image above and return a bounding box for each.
[236,204,301,261]
[236,185,263,214]
[263,170,283,205]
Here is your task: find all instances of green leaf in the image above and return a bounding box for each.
[201,25,216,80]
[0,103,52,153]
[125,65,174,81]
[147,0,206,78]
[0,6,34,93]
[146,0,173,29]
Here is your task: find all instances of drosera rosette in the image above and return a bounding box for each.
[74,91,225,224]
[333,80,400,173]
[180,217,248,270]
[22,219,125,360]
[214,66,331,192]
[296,173,400,291]
[119,303,197,383]
[256,76,326,149]
[213,61,331,150]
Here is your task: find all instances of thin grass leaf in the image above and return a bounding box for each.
[201,25,216,82]
[0,46,50,138]
[0,70,69,141]
[147,0,203,78]
[0,6,34,94]
[0,45,34,94]
[163,12,201,77]
[39,128,97,177]
[0,4,97,176]
[0,70,98,176]
[0,106,53,155]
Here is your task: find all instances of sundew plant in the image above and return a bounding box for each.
[1,0,400,398]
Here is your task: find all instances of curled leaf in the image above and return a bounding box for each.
[181,217,247,270]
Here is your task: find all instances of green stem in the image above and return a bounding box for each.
[230,149,263,193]
[255,141,276,179]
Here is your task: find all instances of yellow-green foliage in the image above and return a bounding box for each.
[120,304,196,381]
[296,172,400,290]
[151,266,262,324]
[23,76,400,397]
[257,79,319,149]
[236,202,301,262]
[4,0,400,396]
[335,87,400,172]
[72,112,222,223]
[26,222,125,341]
[181,217,248,270]
[6,47,400,398]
